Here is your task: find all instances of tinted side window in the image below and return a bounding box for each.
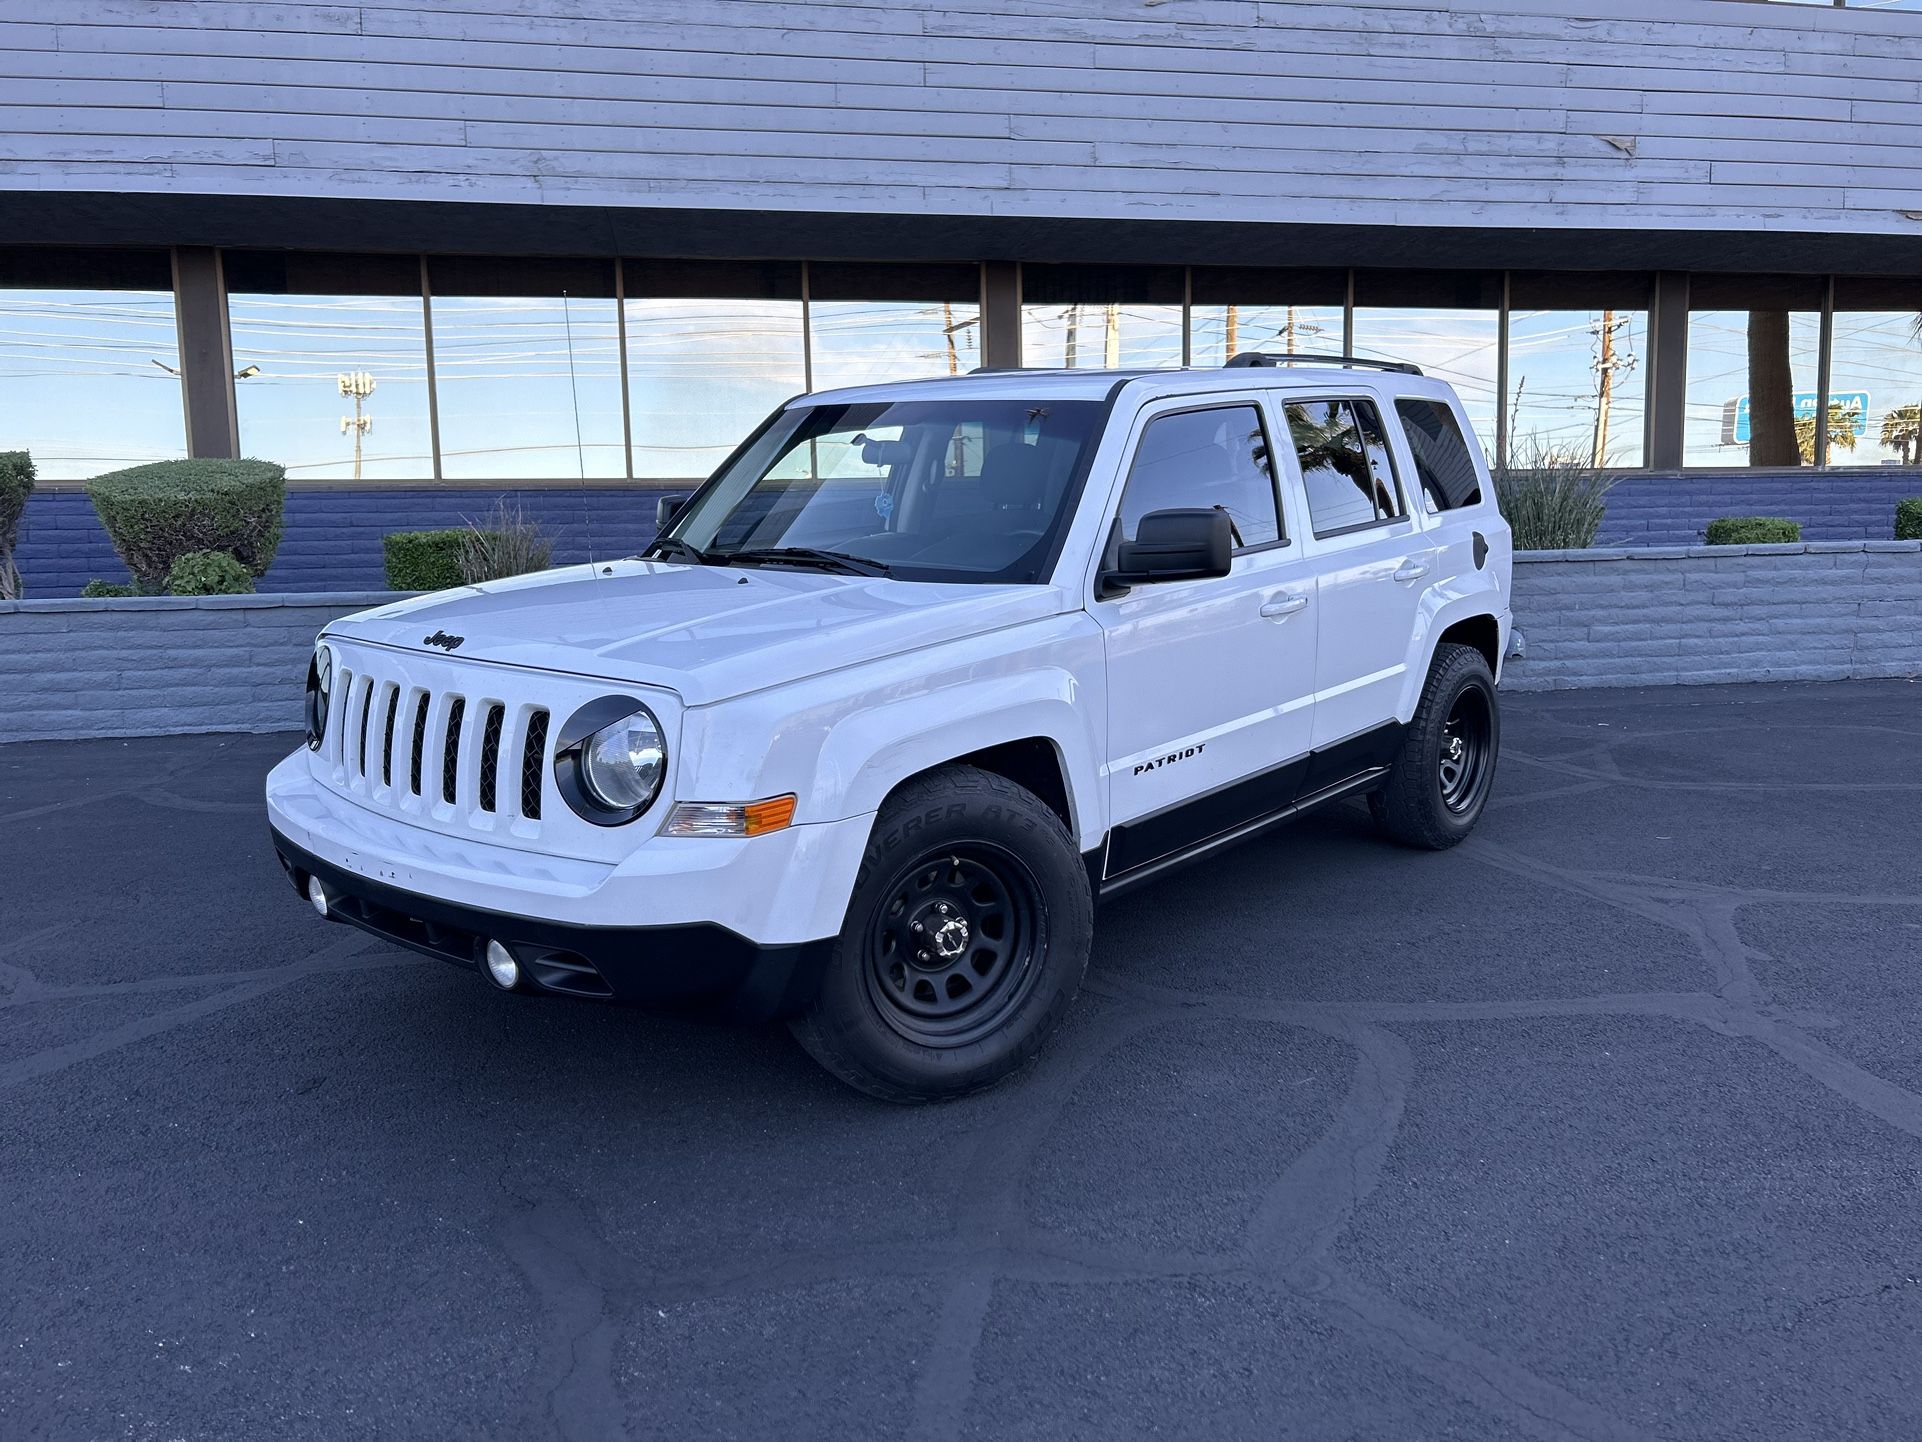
[1396,398,1483,512]
[1287,399,1403,535]
[1118,405,1281,550]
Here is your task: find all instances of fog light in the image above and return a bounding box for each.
[483,940,520,990]
[306,875,331,918]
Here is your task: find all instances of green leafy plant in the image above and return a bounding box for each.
[383,529,473,592]
[1704,516,1802,545]
[1491,440,1617,551]
[165,548,255,596]
[458,499,554,585]
[79,580,136,598]
[0,450,35,600]
[85,458,285,594]
[1896,497,1922,541]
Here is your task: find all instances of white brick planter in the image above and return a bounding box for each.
[0,593,407,744]
[1,544,1917,742]
[1505,540,1922,692]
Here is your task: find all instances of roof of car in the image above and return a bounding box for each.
[797,363,1454,409]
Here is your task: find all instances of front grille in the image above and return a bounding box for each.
[441,698,465,804]
[520,710,549,820]
[320,651,558,831]
[408,694,430,796]
[477,704,505,813]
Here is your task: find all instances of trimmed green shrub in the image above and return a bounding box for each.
[384,529,473,592]
[1896,497,1922,541]
[165,548,254,596]
[458,499,553,584]
[1491,440,1617,551]
[86,458,285,593]
[80,580,135,598]
[0,449,34,600]
[1704,516,1801,546]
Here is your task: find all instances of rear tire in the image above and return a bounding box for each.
[1368,642,1499,849]
[790,765,1092,1103]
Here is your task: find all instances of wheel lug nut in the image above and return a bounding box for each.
[918,950,930,963]
[911,921,923,932]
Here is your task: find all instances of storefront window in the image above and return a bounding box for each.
[808,301,981,391]
[1020,264,1184,369]
[1684,311,1821,468]
[1826,280,1922,467]
[1350,308,1500,455]
[229,292,435,480]
[0,287,185,480]
[1188,305,1344,368]
[1505,309,1649,468]
[430,295,624,479]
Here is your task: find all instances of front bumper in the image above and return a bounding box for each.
[272,827,831,1017]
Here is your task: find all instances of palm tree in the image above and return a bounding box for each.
[1882,403,1922,466]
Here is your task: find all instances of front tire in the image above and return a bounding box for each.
[791,766,1093,1103]
[1368,642,1500,849]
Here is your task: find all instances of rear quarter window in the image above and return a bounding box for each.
[1395,398,1483,513]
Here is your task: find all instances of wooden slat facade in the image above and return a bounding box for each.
[0,0,1917,241]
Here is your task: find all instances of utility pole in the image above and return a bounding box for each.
[1589,311,1636,467]
[1104,302,1121,368]
[338,371,375,481]
[1064,304,1080,369]
[1225,303,1240,357]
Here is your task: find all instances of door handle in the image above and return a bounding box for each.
[1394,560,1431,583]
[1260,594,1308,619]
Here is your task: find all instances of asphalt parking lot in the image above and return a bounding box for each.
[2,679,1917,1441]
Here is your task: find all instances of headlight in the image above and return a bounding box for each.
[304,642,333,751]
[554,698,667,824]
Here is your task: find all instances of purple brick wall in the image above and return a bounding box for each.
[10,470,1920,598]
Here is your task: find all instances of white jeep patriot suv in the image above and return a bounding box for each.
[267,354,1511,1101]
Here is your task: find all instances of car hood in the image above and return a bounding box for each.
[325,561,1072,706]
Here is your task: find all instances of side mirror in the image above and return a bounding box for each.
[1107,508,1233,590]
[655,493,691,529]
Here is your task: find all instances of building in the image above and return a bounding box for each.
[3,0,1920,595]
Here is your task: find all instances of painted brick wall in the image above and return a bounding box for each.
[0,593,402,744]
[12,489,668,598]
[12,471,1919,599]
[4,544,1914,742]
[1504,541,1922,692]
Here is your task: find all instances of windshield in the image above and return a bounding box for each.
[661,398,1104,583]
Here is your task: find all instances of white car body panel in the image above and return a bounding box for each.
[267,363,1511,959]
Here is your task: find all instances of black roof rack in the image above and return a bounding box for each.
[1223,351,1423,376]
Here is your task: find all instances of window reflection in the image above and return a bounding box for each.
[431,296,624,479]
[0,288,184,479]
[1506,310,1647,468]
[229,293,434,479]
[1020,304,1183,368]
[1188,305,1343,367]
[1826,311,1922,467]
[808,301,980,391]
[626,298,804,481]
[1350,309,1500,454]
[1684,311,1820,467]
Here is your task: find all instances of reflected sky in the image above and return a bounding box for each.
[1684,311,1819,468]
[1021,304,1183,369]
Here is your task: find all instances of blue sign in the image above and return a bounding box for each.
[1728,391,1869,445]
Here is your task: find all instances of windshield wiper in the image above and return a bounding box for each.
[642,535,710,565]
[718,547,891,578]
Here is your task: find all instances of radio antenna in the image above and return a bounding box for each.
[559,290,600,576]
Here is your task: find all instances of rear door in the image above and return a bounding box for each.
[1281,394,1439,770]
[1090,394,1319,879]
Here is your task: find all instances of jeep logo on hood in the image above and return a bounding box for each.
[422,630,465,651]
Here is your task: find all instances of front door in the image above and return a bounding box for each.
[1091,396,1319,880]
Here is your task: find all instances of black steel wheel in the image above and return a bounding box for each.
[1437,684,1495,816]
[864,843,1045,1048]
[790,765,1093,1103]
[1369,641,1501,849]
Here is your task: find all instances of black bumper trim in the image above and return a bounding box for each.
[270,826,832,1020]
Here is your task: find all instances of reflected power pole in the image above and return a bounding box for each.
[338,371,375,481]
[1589,311,1636,468]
